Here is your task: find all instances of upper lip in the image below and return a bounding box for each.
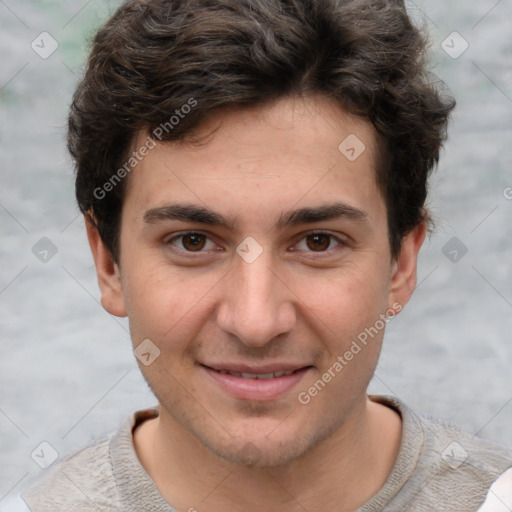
[201,363,311,374]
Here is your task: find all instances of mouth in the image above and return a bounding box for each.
[215,369,297,379]
[200,364,312,401]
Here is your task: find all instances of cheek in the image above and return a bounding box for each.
[122,261,221,349]
[297,261,391,333]
[298,272,388,394]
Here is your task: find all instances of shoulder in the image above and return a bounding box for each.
[406,402,512,509]
[416,410,512,477]
[20,409,159,512]
[21,434,122,512]
[370,396,512,511]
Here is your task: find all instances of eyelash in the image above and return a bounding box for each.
[165,231,346,257]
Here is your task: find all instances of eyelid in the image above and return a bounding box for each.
[165,230,220,253]
[290,230,348,253]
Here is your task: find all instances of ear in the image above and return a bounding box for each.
[85,216,127,317]
[388,220,427,310]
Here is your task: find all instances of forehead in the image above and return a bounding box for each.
[122,96,385,226]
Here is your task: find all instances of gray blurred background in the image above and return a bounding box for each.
[1,0,511,507]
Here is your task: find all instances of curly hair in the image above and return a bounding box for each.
[69,0,455,261]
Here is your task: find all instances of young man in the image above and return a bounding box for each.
[21,0,512,510]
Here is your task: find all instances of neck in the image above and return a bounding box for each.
[134,396,401,512]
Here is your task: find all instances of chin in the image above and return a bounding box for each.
[213,437,310,468]
[200,416,339,468]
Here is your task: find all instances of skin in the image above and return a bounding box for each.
[87,96,426,512]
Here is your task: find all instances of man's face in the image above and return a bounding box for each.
[95,97,418,467]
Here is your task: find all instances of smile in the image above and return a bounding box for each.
[201,364,312,401]
[216,369,297,379]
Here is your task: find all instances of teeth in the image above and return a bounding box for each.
[219,369,296,379]
[241,372,274,379]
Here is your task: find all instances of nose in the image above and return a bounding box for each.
[216,250,297,347]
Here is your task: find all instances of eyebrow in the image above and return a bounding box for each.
[276,203,368,228]
[143,202,368,230]
[144,204,237,230]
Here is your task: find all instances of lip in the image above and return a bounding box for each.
[200,364,312,401]
[203,362,310,374]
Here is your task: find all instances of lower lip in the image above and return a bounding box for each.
[202,365,311,401]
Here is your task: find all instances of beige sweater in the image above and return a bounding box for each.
[21,396,512,511]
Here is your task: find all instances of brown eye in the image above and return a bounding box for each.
[166,231,218,256]
[181,233,207,251]
[305,234,331,251]
[293,232,343,254]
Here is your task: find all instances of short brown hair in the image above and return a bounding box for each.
[69,0,455,260]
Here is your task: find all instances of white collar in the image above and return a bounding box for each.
[478,468,512,511]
